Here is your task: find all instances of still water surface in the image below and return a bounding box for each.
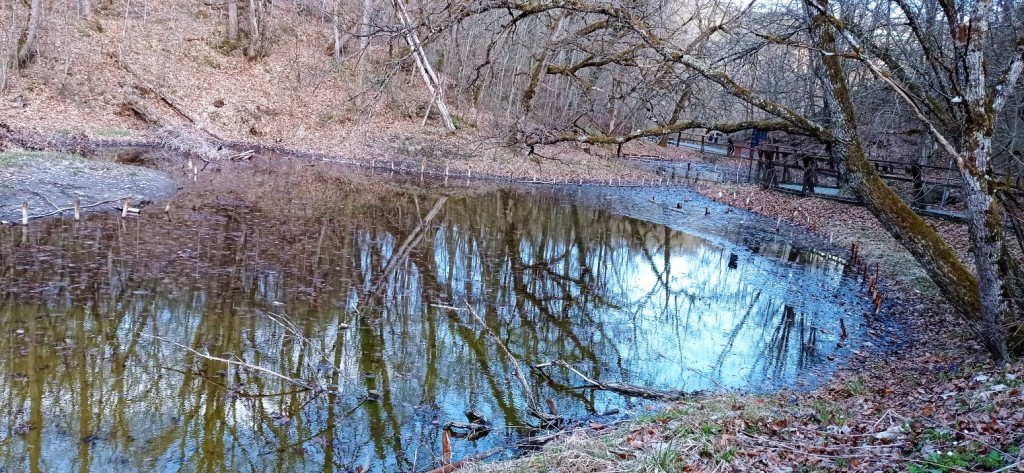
[0,181,867,472]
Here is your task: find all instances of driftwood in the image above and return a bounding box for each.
[518,419,627,448]
[539,360,687,401]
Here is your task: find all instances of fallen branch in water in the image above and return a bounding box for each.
[518,419,628,448]
[540,360,687,401]
[464,303,562,425]
[139,333,318,390]
[28,197,132,220]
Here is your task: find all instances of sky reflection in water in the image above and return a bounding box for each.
[0,184,865,472]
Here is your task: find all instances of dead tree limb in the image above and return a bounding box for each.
[464,304,561,425]
[139,333,318,390]
[112,55,226,142]
[392,0,457,131]
[28,197,131,220]
[551,360,686,401]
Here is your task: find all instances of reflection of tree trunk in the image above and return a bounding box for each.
[370,197,447,299]
[27,311,44,473]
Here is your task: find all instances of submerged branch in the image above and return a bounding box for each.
[542,360,687,401]
[464,303,561,424]
[139,333,319,390]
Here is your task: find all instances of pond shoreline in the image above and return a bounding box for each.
[2,131,1021,472]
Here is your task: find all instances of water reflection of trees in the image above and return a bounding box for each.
[0,187,854,471]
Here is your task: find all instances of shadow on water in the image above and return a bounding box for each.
[0,173,871,472]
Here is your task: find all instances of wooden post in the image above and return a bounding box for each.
[74,199,81,221]
[839,318,848,339]
[121,199,131,218]
[801,155,817,195]
[910,164,924,208]
[441,430,452,465]
[21,202,29,225]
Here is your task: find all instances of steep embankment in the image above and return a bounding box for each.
[1,1,666,184]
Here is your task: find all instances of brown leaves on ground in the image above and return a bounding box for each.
[474,360,1023,472]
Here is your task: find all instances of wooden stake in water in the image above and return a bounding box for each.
[21,202,28,225]
[122,199,131,218]
[74,198,81,221]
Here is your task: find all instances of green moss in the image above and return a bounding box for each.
[94,127,131,137]
[0,151,86,168]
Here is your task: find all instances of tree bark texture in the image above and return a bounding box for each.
[804,0,1020,358]
[227,0,239,44]
[17,0,43,67]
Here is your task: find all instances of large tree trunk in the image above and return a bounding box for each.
[360,0,371,51]
[803,0,1020,360]
[658,87,693,146]
[226,0,239,44]
[245,0,270,59]
[331,1,342,60]
[521,14,563,115]
[17,0,43,67]
[957,0,1012,361]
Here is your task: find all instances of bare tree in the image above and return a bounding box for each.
[226,0,239,45]
[18,0,43,67]
[245,0,271,59]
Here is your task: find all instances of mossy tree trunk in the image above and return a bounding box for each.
[805,0,1021,360]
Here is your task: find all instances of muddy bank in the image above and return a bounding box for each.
[0,151,177,223]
